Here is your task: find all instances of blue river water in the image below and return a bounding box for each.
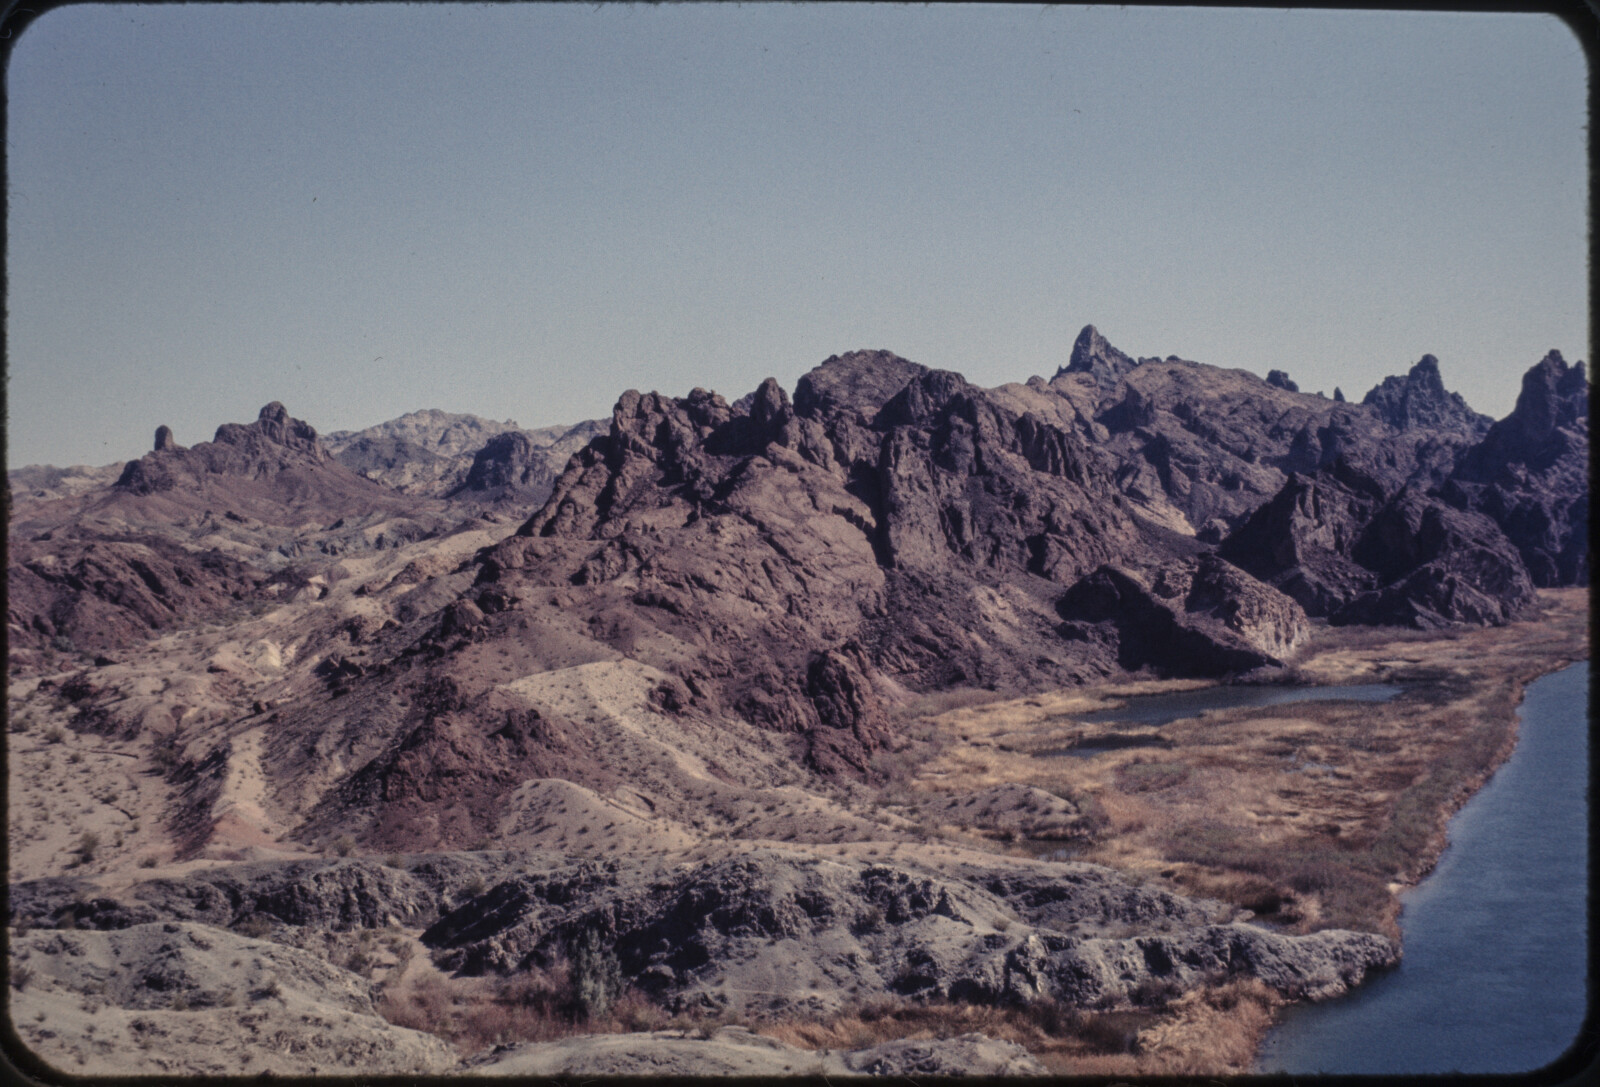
[1255,660,1591,1075]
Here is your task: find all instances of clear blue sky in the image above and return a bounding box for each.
[6,4,1588,468]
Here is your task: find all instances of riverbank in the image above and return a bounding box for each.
[1257,659,1589,1074]
[893,587,1588,1072]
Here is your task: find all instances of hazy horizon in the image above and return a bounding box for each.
[7,4,1588,469]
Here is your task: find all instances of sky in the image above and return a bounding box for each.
[5,3,1589,469]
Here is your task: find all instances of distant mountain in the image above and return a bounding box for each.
[324,409,605,499]
[7,461,125,501]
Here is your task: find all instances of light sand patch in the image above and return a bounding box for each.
[494,778,699,855]
[202,728,297,858]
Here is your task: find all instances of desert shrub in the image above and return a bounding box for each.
[1115,758,1191,793]
[1076,1009,1149,1054]
[76,832,99,862]
[460,876,487,899]
[331,835,356,857]
[138,855,159,869]
[1129,976,1183,1007]
[611,987,669,1032]
[44,727,65,745]
[10,965,34,991]
[384,854,404,869]
[852,905,884,934]
[236,915,274,940]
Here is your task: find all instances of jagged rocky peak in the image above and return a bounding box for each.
[114,402,332,495]
[1362,354,1491,435]
[1266,370,1299,392]
[1056,324,1140,386]
[793,349,928,424]
[1506,349,1588,443]
[236,401,322,452]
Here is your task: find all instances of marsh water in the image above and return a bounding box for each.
[1073,682,1406,728]
[1255,660,1590,1074]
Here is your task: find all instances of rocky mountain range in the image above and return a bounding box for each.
[5,326,1587,1075]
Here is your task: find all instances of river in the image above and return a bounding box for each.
[1255,660,1590,1075]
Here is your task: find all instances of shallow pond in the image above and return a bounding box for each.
[1255,660,1590,1074]
[1069,681,1406,730]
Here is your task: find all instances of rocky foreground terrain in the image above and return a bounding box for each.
[5,327,1587,1075]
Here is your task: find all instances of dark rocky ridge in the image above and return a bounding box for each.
[1055,324,1145,387]
[115,402,329,495]
[417,850,1397,1013]
[1362,354,1494,436]
[12,852,1391,1016]
[1443,350,1589,586]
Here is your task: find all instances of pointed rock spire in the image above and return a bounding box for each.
[1361,355,1490,435]
[1058,325,1140,387]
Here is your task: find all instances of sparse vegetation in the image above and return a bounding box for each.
[569,926,623,1021]
[236,915,274,940]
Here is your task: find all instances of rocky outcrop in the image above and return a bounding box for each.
[8,922,457,1076]
[9,855,518,934]
[1333,489,1536,627]
[1218,468,1385,616]
[1220,466,1537,628]
[469,1026,1050,1077]
[1362,355,1493,436]
[1443,351,1589,586]
[1059,334,1493,535]
[115,402,331,495]
[419,850,1394,1015]
[6,534,261,655]
[1057,557,1308,675]
[1056,325,1142,387]
[475,352,1152,775]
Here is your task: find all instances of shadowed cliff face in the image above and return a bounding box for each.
[1443,351,1590,586]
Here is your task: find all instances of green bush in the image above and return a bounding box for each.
[569,927,622,1021]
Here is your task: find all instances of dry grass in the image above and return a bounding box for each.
[750,980,1279,1076]
[905,590,1589,940]
[377,964,672,1056]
